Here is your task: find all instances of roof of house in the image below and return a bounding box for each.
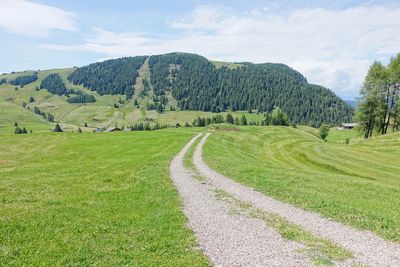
[340,123,358,127]
[105,127,121,132]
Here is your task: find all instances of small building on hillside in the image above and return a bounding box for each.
[105,127,121,132]
[337,123,358,130]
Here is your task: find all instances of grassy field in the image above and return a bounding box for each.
[202,126,400,242]
[0,129,209,266]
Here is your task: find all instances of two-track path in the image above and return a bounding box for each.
[169,132,400,266]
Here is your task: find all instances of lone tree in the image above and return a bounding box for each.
[14,121,18,127]
[319,124,330,141]
[225,114,234,124]
[54,123,63,132]
[84,122,88,127]
[29,96,35,103]
[240,114,248,125]
[77,127,82,133]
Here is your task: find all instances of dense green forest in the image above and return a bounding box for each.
[67,56,147,98]
[40,74,67,95]
[64,53,353,126]
[149,53,353,126]
[10,74,38,86]
[356,53,400,138]
[67,94,96,103]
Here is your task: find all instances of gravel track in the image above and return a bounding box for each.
[193,132,400,267]
[169,133,312,266]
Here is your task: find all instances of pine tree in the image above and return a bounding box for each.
[14,121,18,127]
[78,127,82,133]
[54,123,63,132]
[240,114,248,125]
[14,126,21,134]
[84,122,88,127]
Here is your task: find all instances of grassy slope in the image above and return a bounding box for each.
[202,126,400,242]
[0,129,209,266]
[0,69,263,133]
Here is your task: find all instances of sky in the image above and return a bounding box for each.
[1,0,399,100]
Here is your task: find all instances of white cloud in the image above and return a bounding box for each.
[0,0,77,37]
[41,4,400,99]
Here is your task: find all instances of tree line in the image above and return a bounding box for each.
[356,53,400,138]
[67,94,96,103]
[10,74,38,86]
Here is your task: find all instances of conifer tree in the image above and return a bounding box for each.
[54,123,63,132]
[225,114,234,124]
[240,114,248,125]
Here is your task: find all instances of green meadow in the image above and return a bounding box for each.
[0,129,209,266]
[202,126,400,242]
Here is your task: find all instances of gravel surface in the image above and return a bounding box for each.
[169,133,312,266]
[193,132,400,267]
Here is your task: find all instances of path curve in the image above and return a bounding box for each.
[193,132,400,267]
[169,133,312,266]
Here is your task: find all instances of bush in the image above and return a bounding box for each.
[319,124,330,141]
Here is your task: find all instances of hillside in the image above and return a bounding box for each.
[203,126,400,243]
[0,53,353,131]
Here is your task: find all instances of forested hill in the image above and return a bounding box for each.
[67,52,353,126]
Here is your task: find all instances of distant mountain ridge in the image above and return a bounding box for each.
[67,52,353,126]
[345,100,357,108]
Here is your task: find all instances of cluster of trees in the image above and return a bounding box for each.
[148,53,353,127]
[15,127,28,134]
[147,102,164,113]
[10,74,38,86]
[67,56,147,98]
[33,106,55,122]
[130,122,170,131]
[262,106,290,126]
[67,94,96,103]
[40,74,67,95]
[0,78,6,85]
[356,53,400,138]
[14,122,29,134]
